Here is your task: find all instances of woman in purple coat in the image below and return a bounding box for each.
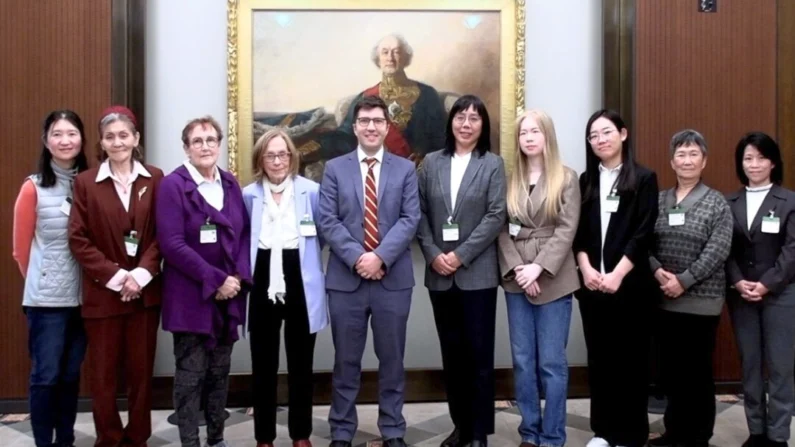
[156,116,252,447]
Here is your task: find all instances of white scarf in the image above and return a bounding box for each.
[263,176,293,304]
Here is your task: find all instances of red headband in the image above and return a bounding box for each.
[100,105,137,128]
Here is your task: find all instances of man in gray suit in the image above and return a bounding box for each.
[318,95,421,447]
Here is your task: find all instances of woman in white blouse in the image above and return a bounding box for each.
[242,129,328,447]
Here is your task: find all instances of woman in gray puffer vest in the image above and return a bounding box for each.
[13,110,89,447]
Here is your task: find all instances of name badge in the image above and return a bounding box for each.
[59,197,72,216]
[668,207,685,226]
[442,216,459,241]
[299,215,317,237]
[605,194,620,213]
[200,224,218,244]
[509,219,521,237]
[762,215,780,234]
[124,231,139,257]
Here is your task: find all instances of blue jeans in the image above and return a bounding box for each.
[506,293,572,447]
[25,306,87,447]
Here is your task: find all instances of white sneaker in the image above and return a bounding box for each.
[586,437,610,447]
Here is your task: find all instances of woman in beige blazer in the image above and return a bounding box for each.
[498,109,581,447]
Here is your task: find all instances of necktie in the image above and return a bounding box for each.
[364,158,379,251]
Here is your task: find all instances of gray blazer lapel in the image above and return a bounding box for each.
[453,154,483,219]
[437,153,454,217]
[729,191,750,240]
[349,153,365,212]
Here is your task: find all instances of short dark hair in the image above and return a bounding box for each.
[353,95,388,120]
[734,131,784,185]
[443,94,491,156]
[37,110,89,188]
[669,129,707,158]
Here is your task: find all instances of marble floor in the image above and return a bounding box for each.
[0,397,788,447]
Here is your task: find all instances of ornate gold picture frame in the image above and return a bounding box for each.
[227,0,525,185]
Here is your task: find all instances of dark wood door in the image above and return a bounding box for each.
[0,0,113,400]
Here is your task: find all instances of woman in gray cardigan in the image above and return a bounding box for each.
[648,130,732,447]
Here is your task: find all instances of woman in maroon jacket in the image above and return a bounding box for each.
[68,106,163,447]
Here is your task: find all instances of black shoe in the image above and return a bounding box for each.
[384,438,407,447]
[329,441,352,447]
[741,434,767,447]
[648,434,677,447]
[440,429,462,447]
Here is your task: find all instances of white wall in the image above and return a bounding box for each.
[145,0,602,375]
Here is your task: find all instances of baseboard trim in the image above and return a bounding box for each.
[0,367,743,413]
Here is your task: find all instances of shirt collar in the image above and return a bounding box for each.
[95,160,151,183]
[357,146,384,164]
[598,163,623,174]
[183,160,221,186]
[746,183,773,193]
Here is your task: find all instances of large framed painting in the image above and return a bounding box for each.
[227,0,525,185]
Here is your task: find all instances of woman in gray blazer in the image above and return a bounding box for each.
[726,132,795,447]
[497,110,580,447]
[417,95,506,447]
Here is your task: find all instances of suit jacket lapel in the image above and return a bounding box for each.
[529,172,547,223]
[378,153,392,206]
[453,154,483,220]
[349,154,365,213]
[749,186,783,235]
[250,182,264,251]
[131,175,154,236]
[293,179,309,256]
[437,153,454,218]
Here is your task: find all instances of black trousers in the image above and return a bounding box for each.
[429,285,497,442]
[656,309,719,444]
[579,292,651,447]
[250,249,316,444]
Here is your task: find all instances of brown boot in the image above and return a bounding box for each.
[293,440,313,447]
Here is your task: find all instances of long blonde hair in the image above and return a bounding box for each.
[507,109,567,223]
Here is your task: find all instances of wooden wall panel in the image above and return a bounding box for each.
[0,1,111,399]
[634,0,777,381]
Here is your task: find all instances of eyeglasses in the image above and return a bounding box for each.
[356,117,388,128]
[264,152,291,163]
[453,114,482,125]
[190,136,219,149]
[587,129,615,144]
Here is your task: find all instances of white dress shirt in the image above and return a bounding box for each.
[450,151,472,213]
[259,184,299,250]
[599,163,622,274]
[358,146,384,195]
[96,160,154,291]
[184,161,224,211]
[746,183,773,230]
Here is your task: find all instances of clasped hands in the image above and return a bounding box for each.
[654,268,685,299]
[356,252,385,280]
[581,265,624,294]
[514,263,543,297]
[215,275,241,301]
[120,274,141,302]
[431,252,462,277]
[734,280,769,302]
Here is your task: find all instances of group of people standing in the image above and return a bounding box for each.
[12,95,795,447]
